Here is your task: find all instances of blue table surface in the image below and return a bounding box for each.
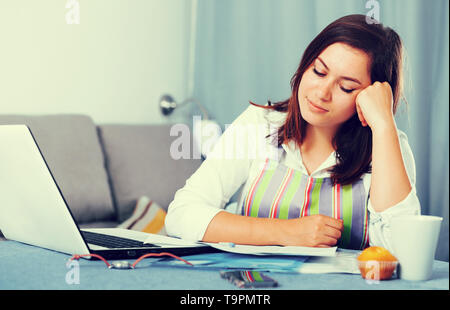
[0,241,448,291]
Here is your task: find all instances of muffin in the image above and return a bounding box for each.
[357,246,398,280]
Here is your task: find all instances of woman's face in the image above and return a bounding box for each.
[298,42,372,131]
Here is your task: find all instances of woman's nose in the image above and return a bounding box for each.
[316,81,332,102]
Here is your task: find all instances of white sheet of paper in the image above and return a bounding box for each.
[205,243,337,257]
[143,234,201,247]
[143,234,337,256]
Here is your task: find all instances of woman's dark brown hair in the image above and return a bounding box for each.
[251,14,404,185]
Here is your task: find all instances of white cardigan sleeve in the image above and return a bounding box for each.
[368,130,421,252]
[165,105,266,241]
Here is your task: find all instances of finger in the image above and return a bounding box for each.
[382,81,391,90]
[322,225,342,240]
[322,216,344,231]
[316,235,339,247]
[356,103,367,127]
[317,244,331,248]
[355,102,362,122]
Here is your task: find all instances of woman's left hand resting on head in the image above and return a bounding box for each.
[355,81,412,212]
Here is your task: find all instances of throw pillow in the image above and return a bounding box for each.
[117,196,167,235]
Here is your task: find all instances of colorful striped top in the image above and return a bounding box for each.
[241,157,369,249]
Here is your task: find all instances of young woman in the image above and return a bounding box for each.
[165,14,420,251]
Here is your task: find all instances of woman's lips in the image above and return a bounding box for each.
[307,98,329,112]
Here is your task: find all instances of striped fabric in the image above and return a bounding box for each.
[118,196,167,235]
[242,158,369,250]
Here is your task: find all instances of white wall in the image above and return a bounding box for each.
[0,0,193,124]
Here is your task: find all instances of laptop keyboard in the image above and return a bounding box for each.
[81,231,159,249]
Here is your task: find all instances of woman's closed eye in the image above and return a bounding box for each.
[313,68,356,94]
[313,67,326,77]
[340,87,355,94]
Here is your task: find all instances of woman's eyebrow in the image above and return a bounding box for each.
[317,57,362,85]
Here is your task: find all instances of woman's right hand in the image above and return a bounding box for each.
[277,214,344,247]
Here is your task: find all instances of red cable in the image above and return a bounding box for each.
[69,252,193,269]
[69,254,111,268]
[131,252,194,268]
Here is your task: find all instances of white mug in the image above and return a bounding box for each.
[390,215,442,281]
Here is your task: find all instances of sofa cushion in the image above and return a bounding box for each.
[98,124,202,221]
[117,196,167,235]
[0,115,116,223]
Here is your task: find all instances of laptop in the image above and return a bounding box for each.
[0,125,216,260]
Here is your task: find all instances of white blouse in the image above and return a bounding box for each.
[165,105,421,252]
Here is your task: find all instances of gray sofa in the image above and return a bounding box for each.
[0,114,202,239]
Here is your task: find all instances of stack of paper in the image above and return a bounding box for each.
[144,234,337,256]
[143,234,360,274]
[205,242,337,257]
